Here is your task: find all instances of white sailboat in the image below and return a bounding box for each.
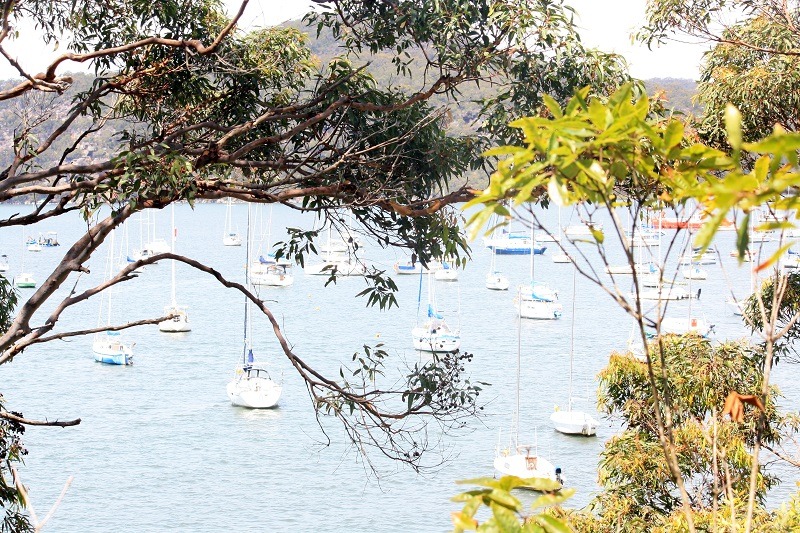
[93,230,134,365]
[250,206,294,287]
[15,232,36,289]
[516,223,562,320]
[411,272,461,353]
[485,240,509,290]
[0,254,8,272]
[222,198,242,246]
[682,264,708,280]
[159,204,191,333]
[550,267,598,436]
[305,225,365,276]
[495,296,564,485]
[434,260,459,281]
[227,205,282,409]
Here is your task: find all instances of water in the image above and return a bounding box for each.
[1,203,799,531]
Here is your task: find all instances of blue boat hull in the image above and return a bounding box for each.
[492,247,546,255]
[94,353,133,365]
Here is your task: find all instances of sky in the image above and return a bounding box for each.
[0,0,708,81]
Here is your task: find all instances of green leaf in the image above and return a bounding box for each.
[589,226,604,244]
[490,502,522,533]
[725,104,742,151]
[542,94,563,119]
[536,515,572,533]
[663,120,684,150]
[736,213,750,262]
[530,488,575,509]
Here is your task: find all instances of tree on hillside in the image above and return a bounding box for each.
[639,1,800,148]
[0,0,630,527]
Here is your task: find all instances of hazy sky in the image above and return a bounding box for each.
[0,1,707,80]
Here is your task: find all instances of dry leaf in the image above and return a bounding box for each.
[722,391,765,423]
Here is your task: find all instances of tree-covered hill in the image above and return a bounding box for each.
[0,21,699,177]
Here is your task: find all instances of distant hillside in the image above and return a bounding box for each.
[0,24,701,181]
[644,78,701,116]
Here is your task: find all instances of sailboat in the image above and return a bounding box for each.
[411,272,461,353]
[222,198,242,246]
[226,205,282,409]
[486,241,509,290]
[93,229,134,365]
[250,206,294,287]
[0,254,8,272]
[495,289,564,485]
[158,204,191,333]
[14,231,36,289]
[434,259,459,281]
[305,224,366,276]
[516,223,562,320]
[550,267,598,436]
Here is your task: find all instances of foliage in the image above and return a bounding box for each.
[697,13,800,149]
[639,1,800,155]
[588,338,780,531]
[0,394,29,533]
[451,476,573,533]
[464,83,800,532]
[744,273,800,362]
[0,4,640,511]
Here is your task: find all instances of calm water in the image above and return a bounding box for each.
[1,203,798,532]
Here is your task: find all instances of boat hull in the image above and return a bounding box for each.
[517,299,562,319]
[493,452,560,486]
[486,273,509,291]
[92,339,133,366]
[411,325,460,353]
[550,410,598,436]
[227,376,282,409]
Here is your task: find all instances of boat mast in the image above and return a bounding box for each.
[243,203,251,365]
[107,229,115,327]
[568,264,576,411]
[170,203,177,307]
[529,218,535,281]
[515,286,521,447]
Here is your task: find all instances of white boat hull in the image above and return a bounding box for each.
[517,299,562,320]
[14,273,36,288]
[659,317,713,337]
[223,234,242,246]
[227,371,282,409]
[550,410,598,436]
[551,253,571,264]
[158,307,191,332]
[411,322,460,353]
[493,451,560,485]
[305,260,365,276]
[434,269,458,281]
[252,272,294,286]
[636,287,693,301]
[486,272,509,291]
